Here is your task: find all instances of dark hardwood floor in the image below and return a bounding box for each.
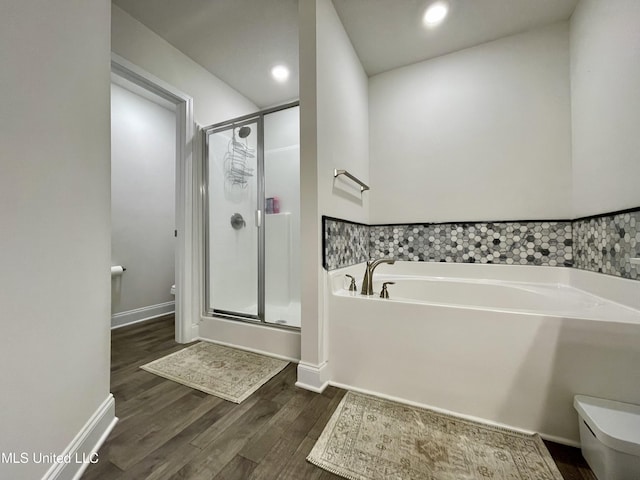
[84,315,595,480]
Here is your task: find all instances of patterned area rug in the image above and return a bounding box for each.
[140,342,288,403]
[308,391,564,480]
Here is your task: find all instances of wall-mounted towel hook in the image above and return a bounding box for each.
[111,266,126,276]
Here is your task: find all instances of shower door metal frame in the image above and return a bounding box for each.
[204,116,263,323]
[202,101,299,330]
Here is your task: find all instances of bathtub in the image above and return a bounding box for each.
[326,261,640,445]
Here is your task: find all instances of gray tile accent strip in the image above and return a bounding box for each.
[323,217,369,270]
[573,210,640,280]
[322,210,640,281]
[370,222,572,266]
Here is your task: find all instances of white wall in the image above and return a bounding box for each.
[570,0,640,217]
[316,0,370,224]
[298,0,369,384]
[299,0,322,370]
[369,23,572,224]
[112,3,261,346]
[111,83,176,320]
[0,1,112,479]
[111,4,257,127]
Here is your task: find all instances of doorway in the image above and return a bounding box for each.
[110,54,196,343]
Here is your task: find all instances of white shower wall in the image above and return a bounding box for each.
[111,82,176,325]
[265,106,301,326]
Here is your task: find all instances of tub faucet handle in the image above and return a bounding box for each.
[380,282,395,299]
[345,274,357,292]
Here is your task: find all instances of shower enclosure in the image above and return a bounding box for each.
[203,103,300,328]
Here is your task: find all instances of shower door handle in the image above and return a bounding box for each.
[255,209,262,228]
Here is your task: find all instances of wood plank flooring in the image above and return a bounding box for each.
[84,315,595,480]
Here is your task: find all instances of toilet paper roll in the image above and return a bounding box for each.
[111,265,125,276]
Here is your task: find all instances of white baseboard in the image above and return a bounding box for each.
[538,432,581,448]
[295,361,330,393]
[111,301,175,329]
[42,394,118,480]
[190,323,200,342]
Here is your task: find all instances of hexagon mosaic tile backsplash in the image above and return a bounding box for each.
[323,209,640,281]
[323,218,369,270]
[573,210,640,280]
[369,222,573,267]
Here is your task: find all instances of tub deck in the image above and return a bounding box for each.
[335,274,640,323]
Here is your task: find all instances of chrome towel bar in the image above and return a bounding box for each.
[333,169,370,192]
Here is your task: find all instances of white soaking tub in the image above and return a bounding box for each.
[326,261,640,445]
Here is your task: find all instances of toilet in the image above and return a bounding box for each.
[574,395,640,480]
[170,284,176,296]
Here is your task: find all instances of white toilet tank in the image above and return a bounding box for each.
[574,395,640,480]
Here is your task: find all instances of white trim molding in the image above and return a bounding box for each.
[295,361,330,393]
[110,53,196,344]
[190,322,200,341]
[198,315,301,361]
[111,301,175,329]
[41,394,117,480]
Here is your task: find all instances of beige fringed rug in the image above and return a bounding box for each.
[308,391,564,480]
[140,342,288,403]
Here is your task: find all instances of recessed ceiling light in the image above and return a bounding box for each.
[271,65,290,82]
[423,1,449,26]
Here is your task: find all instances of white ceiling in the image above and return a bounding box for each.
[112,0,579,107]
[332,0,579,76]
[112,0,299,108]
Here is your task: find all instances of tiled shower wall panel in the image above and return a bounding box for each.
[369,222,573,266]
[573,210,640,280]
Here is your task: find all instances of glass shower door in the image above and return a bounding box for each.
[203,102,300,328]
[205,119,261,319]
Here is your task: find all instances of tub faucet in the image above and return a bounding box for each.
[361,258,395,295]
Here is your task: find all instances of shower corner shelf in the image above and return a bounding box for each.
[333,169,370,193]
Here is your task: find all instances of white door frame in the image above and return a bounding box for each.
[110,53,196,343]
